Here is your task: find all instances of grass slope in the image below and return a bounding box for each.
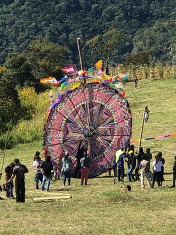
[0,79,176,235]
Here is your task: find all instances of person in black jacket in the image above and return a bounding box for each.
[135,147,145,181]
[158,151,165,185]
[41,156,53,191]
[73,140,86,178]
[5,162,15,198]
[126,150,136,182]
[9,159,28,203]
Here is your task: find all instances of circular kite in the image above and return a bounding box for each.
[44,82,132,178]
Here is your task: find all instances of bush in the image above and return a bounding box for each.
[0,133,18,149]
[18,87,37,120]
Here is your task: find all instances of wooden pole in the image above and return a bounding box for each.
[138,110,145,151]
[77,38,86,83]
[105,58,109,75]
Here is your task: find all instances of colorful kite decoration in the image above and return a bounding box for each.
[44,79,132,178]
[131,133,176,143]
[61,64,77,75]
[40,77,61,87]
[40,56,175,177]
[40,61,129,91]
[95,60,103,71]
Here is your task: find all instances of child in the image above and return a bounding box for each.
[5,162,15,198]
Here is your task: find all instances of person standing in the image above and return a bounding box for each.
[113,148,125,178]
[139,155,152,189]
[41,156,53,191]
[171,156,176,187]
[135,147,145,181]
[73,142,85,178]
[133,73,138,88]
[80,150,91,185]
[61,151,73,186]
[144,106,150,123]
[9,159,28,203]
[152,155,163,188]
[145,148,152,168]
[117,149,126,182]
[4,162,15,199]
[127,150,136,182]
[52,160,61,181]
[108,160,117,177]
[157,151,165,185]
[33,155,43,189]
[33,151,40,161]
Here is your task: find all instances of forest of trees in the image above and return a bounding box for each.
[0,0,175,66]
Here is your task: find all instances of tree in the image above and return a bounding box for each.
[3,40,69,92]
[0,77,20,133]
[132,20,176,63]
[123,51,154,65]
[85,29,122,73]
[3,53,35,88]
[24,40,69,81]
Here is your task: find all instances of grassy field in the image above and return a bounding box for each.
[0,79,176,235]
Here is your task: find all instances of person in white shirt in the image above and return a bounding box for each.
[33,156,43,189]
[152,154,163,188]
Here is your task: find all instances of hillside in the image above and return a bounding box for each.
[0,0,175,65]
[0,78,176,235]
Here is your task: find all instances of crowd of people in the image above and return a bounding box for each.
[0,145,175,202]
[109,144,176,190]
[0,145,91,202]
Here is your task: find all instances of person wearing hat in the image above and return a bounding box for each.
[9,159,28,202]
[117,148,126,182]
[61,151,73,186]
[126,149,136,182]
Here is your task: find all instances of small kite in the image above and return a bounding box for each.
[40,77,60,87]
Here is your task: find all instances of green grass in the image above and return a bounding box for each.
[0,79,176,235]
